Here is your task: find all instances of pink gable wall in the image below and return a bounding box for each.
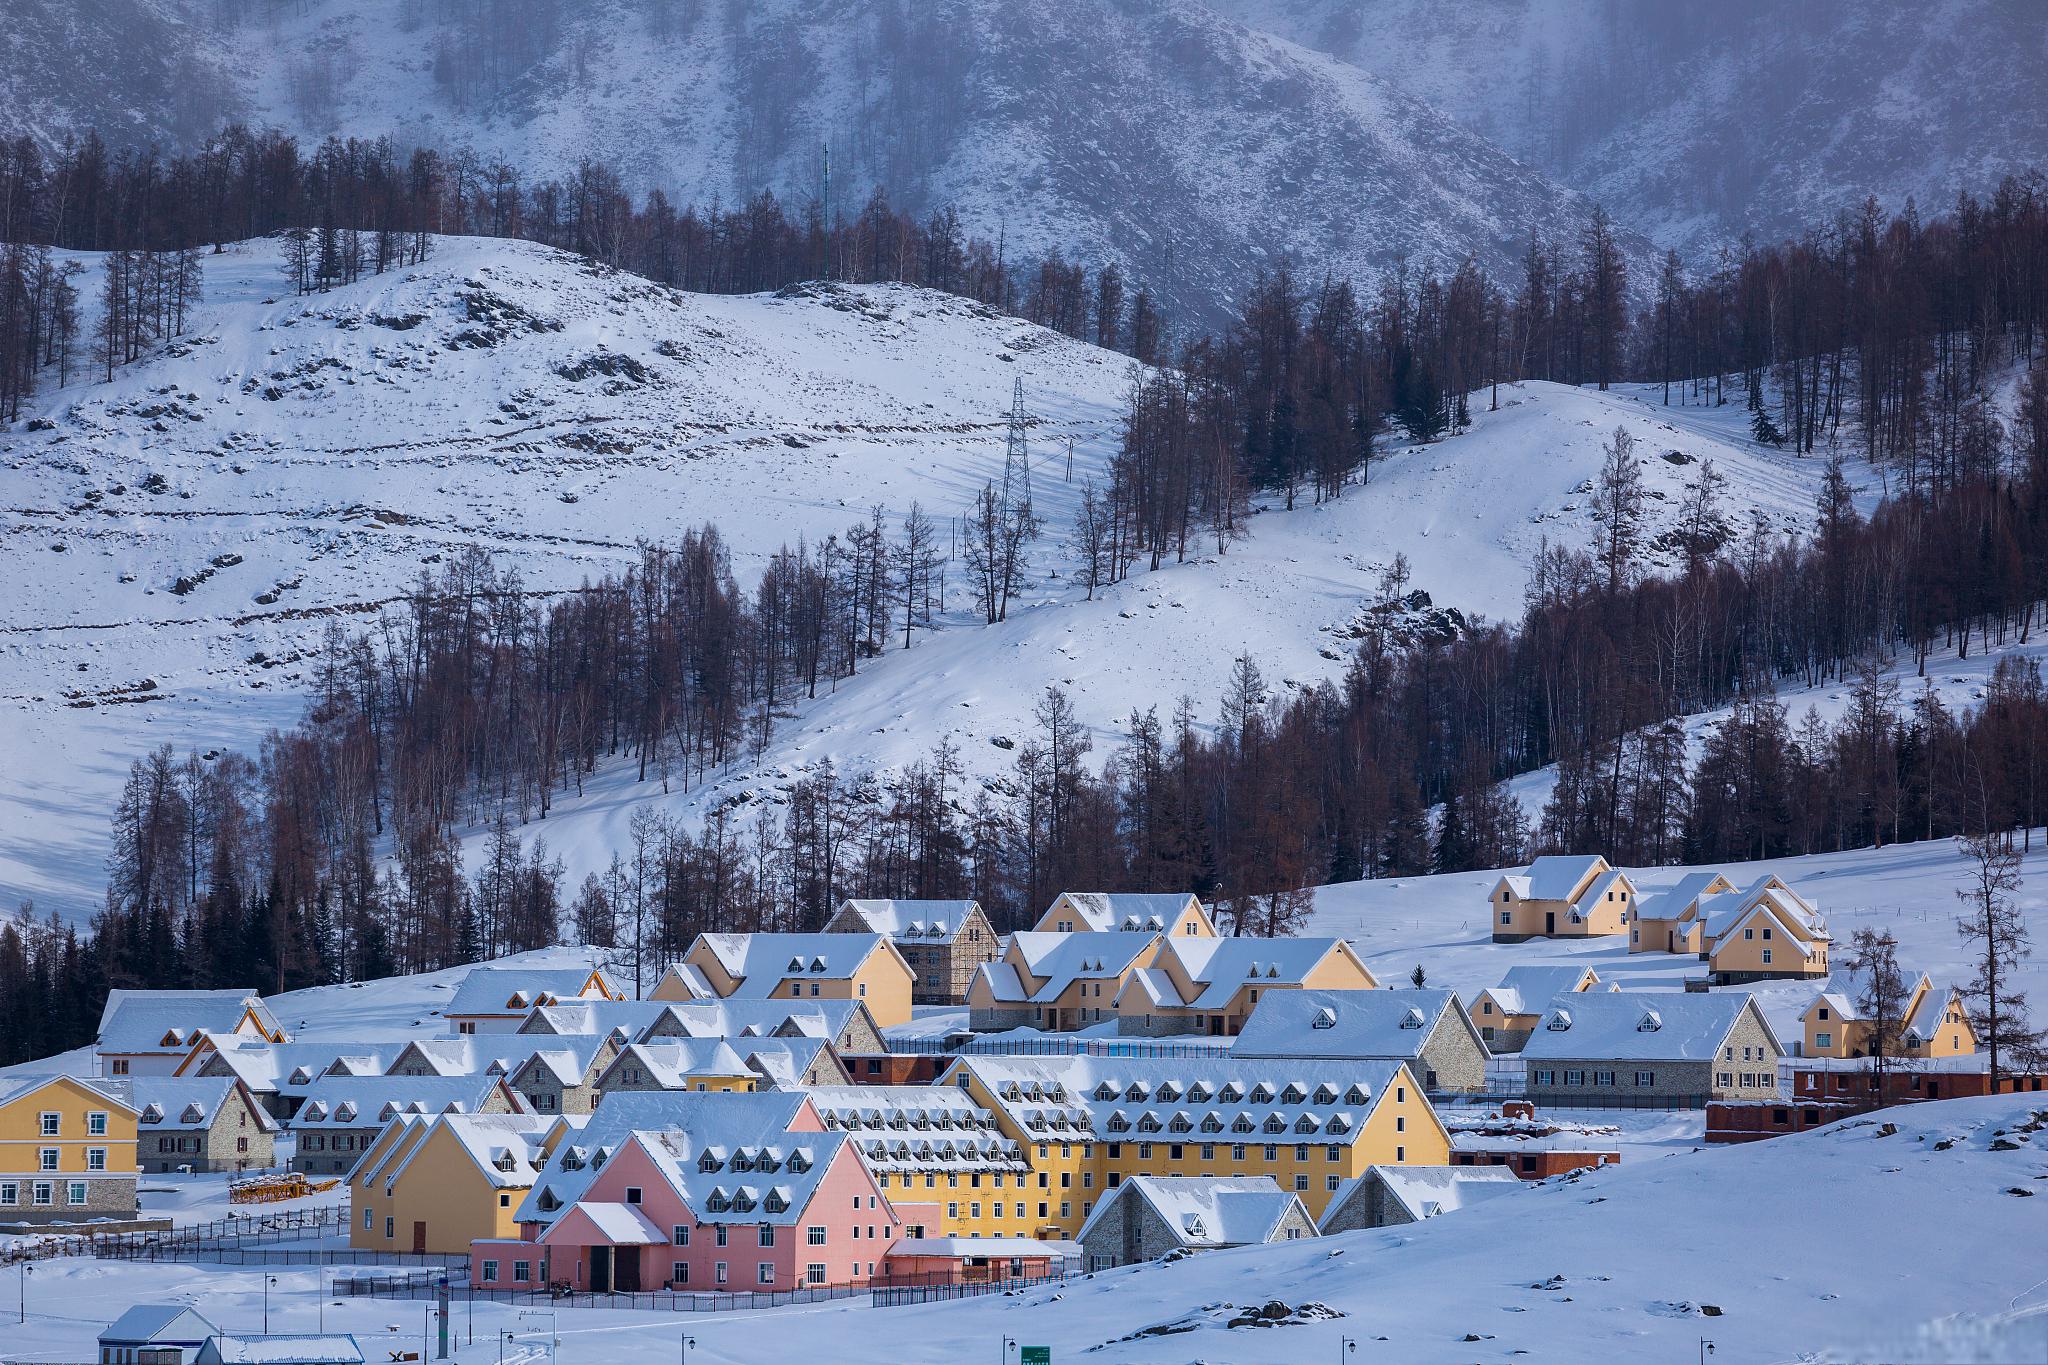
[478,1128,901,1291]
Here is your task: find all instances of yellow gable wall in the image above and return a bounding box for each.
[349,1122,530,1255]
[0,1079,137,1175]
[1711,915,1829,976]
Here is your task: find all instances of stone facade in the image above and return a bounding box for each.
[292,1089,516,1174]
[1524,1007,1783,1108]
[1418,1020,1491,1094]
[1478,1024,1535,1053]
[1079,1185,1316,1270]
[1318,1172,1409,1232]
[0,1173,138,1223]
[140,1112,275,1174]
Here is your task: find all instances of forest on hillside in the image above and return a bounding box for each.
[2,126,2047,1062]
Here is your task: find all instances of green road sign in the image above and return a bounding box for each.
[1020,1349,1051,1365]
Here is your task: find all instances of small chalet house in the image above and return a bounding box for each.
[443,966,620,1035]
[1233,989,1491,1093]
[289,1075,525,1175]
[1801,969,1977,1060]
[1520,991,1786,1105]
[730,1037,850,1089]
[174,1036,373,1121]
[592,1039,763,1101]
[517,996,889,1058]
[97,989,286,1078]
[1036,892,1215,938]
[505,1038,621,1117]
[1628,871,1737,954]
[0,1074,139,1224]
[1699,879,1831,983]
[826,899,1002,1005]
[967,930,1163,1031]
[132,1077,277,1174]
[1114,936,1380,1037]
[97,1304,220,1364]
[1467,966,1611,1052]
[348,1112,558,1255]
[677,932,916,1029]
[1317,1164,1523,1232]
[478,1092,901,1294]
[1489,855,1637,941]
[1076,1175,1313,1270]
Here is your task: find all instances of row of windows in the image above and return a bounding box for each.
[1717,1072,1771,1088]
[1531,1070,1658,1087]
[37,1111,112,1137]
[299,1134,366,1152]
[0,1180,90,1205]
[24,1147,109,1171]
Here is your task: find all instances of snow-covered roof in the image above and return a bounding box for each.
[446,967,613,1018]
[600,1039,755,1090]
[1145,935,1352,1009]
[838,899,984,944]
[359,1112,555,1193]
[517,997,864,1046]
[0,1072,133,1114]
[194,1332,365,1364]
[554,1201,668,1245]
[808,1084,1026,1174]
[731,1037,833,1089]
[1520,991,1782,1062]
[1079,1175,1304,1248]
[1324,1164,1523,1228]
[386,1038,527,1077]
[1049,892,1202,932]
[1233,989,1471,1060]
[693,932,892,991]
[99,1304,219,1345]
[1632,871,1734,922]
[983,931,1160,1003]
[99,990,280,1053]
[947,1054,1419,1147]
[291,1075,513,1127]
[507,1036,615,1088]
[1480,965,1609,1017]
[1806,967,1936,1025]
[888,1236,1080,1260]
[1521,855,1609,902]
[188,1036,364,1092]
[1701,879,1827,943]
[131,1076,275,1132]
[518,1091,840,1228]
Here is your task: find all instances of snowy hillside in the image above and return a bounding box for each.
[0,0,1654,321]
[0,235,1858,918]
[1211,0,2048,255]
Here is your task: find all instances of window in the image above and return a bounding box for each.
[1327,1144,1341,1162]
[757,1263,776,1285]
[1533,1070,1555,1086]
[1761,948,1773,965]
[1817,1007,1831,1021]
[1231,1144,1246,1161]
[514,1261,531,1283]
[385,1217,394,1239]
[87,1112,107,1137]
[1060,1201,1070,1219]
[1394,1146,1404,1162]
[1201,1144,1215,1161]
[1814,1032,1832,1049]
[67,1182,87,1206]
[806,1263,827,1285]
[32,1182,52,1206]
[1563,1070,1585,1087]
[1263,1145,1278,1162]
[715,1262,729,1285]
[671,1262,689,1285]
[1500,911,1511,924]
[482,1261,500,1283]
[1328,1174,1342,1191]
[38,1149,57,1171]
[1293,1174,1308,1191]
[715,1226,729,1247]
[1716,1072,1733,1088]
[1294,1144,1309,1162]
[363,1207,373,1230]
[624,1186,642,1205]
[1594,1071,1615,1087]
[110,1059,129,1075]
[39,1112,59,1137]
[1635,1071,1654,1087]
[758,1225,775,1247]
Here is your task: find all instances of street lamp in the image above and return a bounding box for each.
[17,1262,31,1324]
[263,1274,279,1334]
[1700,1341,1716,1365]
[1340,1336,1358,1360]
[680,1332,696,1365]
[499,1328,515,1365]
[1001,1336,1016,1364]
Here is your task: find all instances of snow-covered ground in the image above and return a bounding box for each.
[2,1092,2041,1363]
[0,236,1866,922]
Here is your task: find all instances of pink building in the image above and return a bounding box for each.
[470,1091,901,1293]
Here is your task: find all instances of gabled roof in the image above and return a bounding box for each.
[1806,967,1935,1025]
[506,1036,614,1088]
[1570,869,1632,918]
[599,1039,754,1090]
[692,933,893,991]
[0,1072,135,1115]
[194,1333,365,1364]
[99,1304,219,1345]
[98,990,282,1053]
[1321,1164,1523,1229]
[387,1038,524,1078]
[1904,982,1966,1043]
[1632,871,1735,923]
[734,1037,834,1089]
[1479,965,1611,1017]
[1078,1175,1304,1248]
[517,1091,836,1228]
[1698,878,1824,943]
[182,1036,364,1092]
[837,899,985,944]
[807,1085,1025,1174]
[1520,991,1783,1062]
[358,1112,555,1193]
[131,1077,275,1132]
[1049,892,1203,933]
[1233,989,1477,1061]
[1143,936,1354,1010]
[1521,855,1609,902]
[291,1075,515,1126]
[985,931,1160,1004]
[446,967,616,1018]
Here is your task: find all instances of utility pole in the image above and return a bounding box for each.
[1003,378,1033,511]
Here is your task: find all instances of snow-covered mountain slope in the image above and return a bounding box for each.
[0,0,1651,321]
[1212,0,2048,256]
[0,237,1860,918]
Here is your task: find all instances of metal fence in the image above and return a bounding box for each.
[871,1272,1064,1308]
[18,1205,345,1262]
[1520,1093,1709,1112]
[886,1036,1232,1058]
[334,1269,1065,1314]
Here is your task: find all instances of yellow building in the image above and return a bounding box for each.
[937,1055,1449,1238]
[1036,892,1215,937]
[1467,965,1611,1052]
[591,1040,763,1100]
[1489,856,1636,941]
[1702,882,1831,983]
[0,1074,139,1223]
[1628,871,1738,954]
[967,931,1165,1031]
[1113,935,1380,1036]
[348,1112,562,1255]
[809,1085,1031,1239]
[676,932,916,1029]
[1801,971,1977,1059]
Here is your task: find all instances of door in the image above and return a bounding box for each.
[615,1248,641,1292]
[1545,912,1556,934]
[411,1221,426,1255]
[589,1246,612,1293]
[1927,1081,1941,1099]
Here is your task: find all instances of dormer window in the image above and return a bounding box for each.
[1344,1084,1370,1105]
[1399,1008,1424,1030]
[1547,1010,1572,1031]
[1311,1008,1337,1030]
[1635,1011,1662,1032]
